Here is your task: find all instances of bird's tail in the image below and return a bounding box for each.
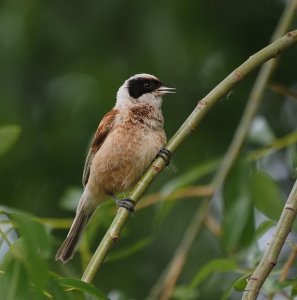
[55,191,95,263]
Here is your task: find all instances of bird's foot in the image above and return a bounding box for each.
[116,198,136,213]
[157,147,172,166]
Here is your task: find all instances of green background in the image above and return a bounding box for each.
[1,0,297,299]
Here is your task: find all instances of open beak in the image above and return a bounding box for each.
[157,85,176,95]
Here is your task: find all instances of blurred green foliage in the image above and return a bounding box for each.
[0,0,297,299]
[0,125,20,156]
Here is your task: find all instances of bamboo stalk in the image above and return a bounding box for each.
[81,29,297,284]
[150,1,297,297]
[242,180,297,299]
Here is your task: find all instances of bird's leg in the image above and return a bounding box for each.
[157,147,172,166]
[110,194,135,213]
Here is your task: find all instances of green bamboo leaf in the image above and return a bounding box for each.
[172,285,200,300]
[11,211,51,257]
[48,271,76,299]
[9,211,51,295]
[255,220,275,238]
[0,125,21,156]
[59,278,109,300]
[190,259,238,288]
[2,237,26,263]
[160,158,220,196]
[5,260,22,300]
[153,159,220,223]
[222,161,255,252]
[250,170,283,221]
[0,259,31,300]
[106,237,151,262]
[233,273,251,291]
[292,280,297,296]
[266,279,296,294]
[221,272,251,300]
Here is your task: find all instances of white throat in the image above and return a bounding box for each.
[115,83,162,109]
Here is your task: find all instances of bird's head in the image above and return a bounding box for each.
[116,73,175,109]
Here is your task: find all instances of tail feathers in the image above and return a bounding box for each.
[55,208,93,263]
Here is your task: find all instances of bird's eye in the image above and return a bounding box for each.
[144,81,151,88]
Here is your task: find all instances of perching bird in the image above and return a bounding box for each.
[55,73,175,263]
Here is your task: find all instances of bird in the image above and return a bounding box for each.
[55,73,175,263]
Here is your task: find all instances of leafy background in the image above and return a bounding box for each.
[0,0,297,299]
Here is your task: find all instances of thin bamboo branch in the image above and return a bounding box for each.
[148,201,209,300]
[242,179,297,299]
[0,228,13,247]
[39,130,297,233]
[203,214,222,237]
[42,127,296,234]
[136,185,214,210]
[269,83,297,102]
[213,0,297,190]
[36,218,73,229]
[149,0,297,297]
[279,243,297,282]
[81,29,297,285]
[247,130,297,161]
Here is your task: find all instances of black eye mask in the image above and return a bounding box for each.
[128,78,162,98]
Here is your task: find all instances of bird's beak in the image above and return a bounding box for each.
[157,85,176,95]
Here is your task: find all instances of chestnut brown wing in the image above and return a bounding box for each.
[82,108,119,186]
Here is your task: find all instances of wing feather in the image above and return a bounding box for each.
[82,108,119,186]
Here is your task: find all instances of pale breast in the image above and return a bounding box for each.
[87,105,166,197]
